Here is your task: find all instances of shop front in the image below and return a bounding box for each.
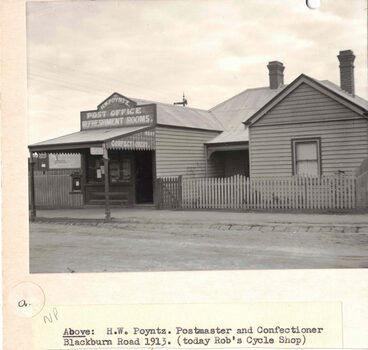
[29,93,157,217]
[29,91,227,219]
[84,147,154,206]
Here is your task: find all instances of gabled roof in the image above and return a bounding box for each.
[244,74,368,127]
[131,97,223,131]
[318,80,368,110]
[206,74,368,145]
[30,95,224,152]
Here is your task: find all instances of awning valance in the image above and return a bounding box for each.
[106,129,155,150]
[28,126,154,153]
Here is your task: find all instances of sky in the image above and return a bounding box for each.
[27,0,367,144]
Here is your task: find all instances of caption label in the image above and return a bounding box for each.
[33,302,342,349]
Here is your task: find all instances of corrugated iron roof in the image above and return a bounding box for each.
[210,86,285,125]
[30,79,368,150]
[29,126,148,149]
[318,79,368,110]
[205,128,249,144]
[207,86,285,144]
[131,98,224,131]
[207,78,368,145]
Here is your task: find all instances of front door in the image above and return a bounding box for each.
[135,151,153,204]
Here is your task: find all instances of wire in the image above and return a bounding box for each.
[28,57,178,100]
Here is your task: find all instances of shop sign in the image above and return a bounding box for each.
[48,154,81,169]
[80,104,156,130]
[109,140,150,149]
[90,147,104,155]
[106,129,155,150]
[32,152,47,159]
[98,93,136,110]
[32,153,48,171]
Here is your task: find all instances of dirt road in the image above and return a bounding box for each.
[30,220,368,273]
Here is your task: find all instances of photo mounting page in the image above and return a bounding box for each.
[2,0,368,349]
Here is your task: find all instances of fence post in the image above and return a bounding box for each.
[29,154,36,221]
[156,178,161,209]
[353,175,358,209]
[178,175,183,209]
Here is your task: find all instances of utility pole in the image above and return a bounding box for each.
[103,144,111,222]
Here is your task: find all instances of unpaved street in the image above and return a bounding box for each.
[30,219,368,273]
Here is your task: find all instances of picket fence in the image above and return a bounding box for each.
[156,176,182,209]
[180,174,356,210]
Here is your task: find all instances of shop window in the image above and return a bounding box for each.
[292,138,321,176]
[86,155,132,184]
[109,159,131,183]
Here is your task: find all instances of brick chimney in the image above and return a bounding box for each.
[267,61,284,89]
[337,50,355,96]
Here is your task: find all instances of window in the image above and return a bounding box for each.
[292,138,321,176]
[109,159,131,183]
[86,155,132,184]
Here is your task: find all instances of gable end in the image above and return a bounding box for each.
[246,75,367,127]
[255,82,365,126]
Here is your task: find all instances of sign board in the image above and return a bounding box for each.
[32,152,47,159]
[32,153,48,171]
[80,93,156,130]
[90,147,104,155]
[48,154,81,169]
[106,128,155,150]
[98,93,136,110]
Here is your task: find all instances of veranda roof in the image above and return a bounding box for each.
[28,126,149,152]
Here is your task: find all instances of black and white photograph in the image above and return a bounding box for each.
[27,0,368,273]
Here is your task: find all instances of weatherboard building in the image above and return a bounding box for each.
[29,50,368,215]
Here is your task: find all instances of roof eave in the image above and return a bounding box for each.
[156,123,223,132]
[205,140,249,146]
[28,141,103,153]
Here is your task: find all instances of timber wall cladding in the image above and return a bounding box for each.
[30,170,83,208]
[250,83,368,177]
[155,126,222,177]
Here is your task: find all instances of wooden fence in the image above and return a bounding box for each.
[180,174,356,210]
[29,171,83,208]
[32,172,358,210]
[356,170,368,209]
[156,176,182,209]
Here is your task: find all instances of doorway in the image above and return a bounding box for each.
[135,151,154,204]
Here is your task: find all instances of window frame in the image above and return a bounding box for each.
[291,137,322,176]
[85,153,133,185]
